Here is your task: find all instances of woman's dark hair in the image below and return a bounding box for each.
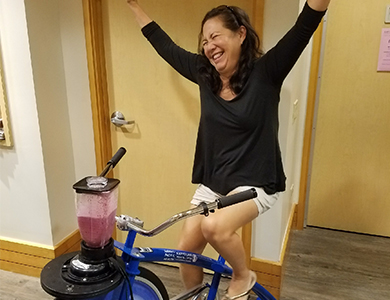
[198,5,263,95]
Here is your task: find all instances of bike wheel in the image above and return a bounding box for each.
[131,266,169,300]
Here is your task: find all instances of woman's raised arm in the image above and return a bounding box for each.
[126,0,153,28]
[307,0,331,11]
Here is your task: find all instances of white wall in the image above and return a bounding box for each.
[0,0,53,246]
[252,0,314,261]
[0,0,95,247]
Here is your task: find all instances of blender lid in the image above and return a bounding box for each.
[73,176,120,194]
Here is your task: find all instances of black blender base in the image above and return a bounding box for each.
[40,240,125,299]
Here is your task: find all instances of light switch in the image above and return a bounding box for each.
[386,5,390,24]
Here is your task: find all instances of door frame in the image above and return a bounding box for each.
[296,21,324,229]
[82,0,112,175]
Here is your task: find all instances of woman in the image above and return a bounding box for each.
[126,1,330,299]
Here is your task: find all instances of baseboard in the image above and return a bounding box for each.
[0,230,81,277]
[250,203,297,300]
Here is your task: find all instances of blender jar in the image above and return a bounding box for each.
[73,176,120,248]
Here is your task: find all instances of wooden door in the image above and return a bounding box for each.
[99,0,257,255]
[307,0,390,236]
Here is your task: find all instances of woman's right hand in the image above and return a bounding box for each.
[126,0,139,9]
[125,0,152,28]
[127,0,137,5]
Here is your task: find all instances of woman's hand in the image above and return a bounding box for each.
[126,0,152,28]
[126,0,138,6]
[307,0,331,11]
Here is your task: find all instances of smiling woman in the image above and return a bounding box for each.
[125,1,329,299]
[198,5,262,99]
[201,17,245,91]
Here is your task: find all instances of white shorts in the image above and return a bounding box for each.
[190,184,279,215]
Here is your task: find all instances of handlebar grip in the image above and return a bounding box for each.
[217,188,257,209]
[108,147,127,167]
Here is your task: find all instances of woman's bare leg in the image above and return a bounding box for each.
[200,199,259,297]
[177,211,208,289]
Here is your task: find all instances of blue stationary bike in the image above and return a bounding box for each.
[40,148,276,300]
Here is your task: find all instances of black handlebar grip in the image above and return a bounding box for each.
[108,147,127,167]
[217,188,257,209]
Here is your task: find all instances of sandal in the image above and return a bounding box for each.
[221,270,257,300]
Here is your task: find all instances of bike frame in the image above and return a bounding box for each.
[113,227,276,300]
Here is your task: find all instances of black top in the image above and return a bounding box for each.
[142,3,326,195]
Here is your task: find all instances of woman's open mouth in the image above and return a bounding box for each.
[212,52,224,64]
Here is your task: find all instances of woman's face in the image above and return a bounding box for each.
[202,17,246,78]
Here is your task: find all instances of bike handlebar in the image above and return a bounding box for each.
[116,188,257,237]
[216,188,257,209]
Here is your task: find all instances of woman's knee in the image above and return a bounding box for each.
[177,218,207,253]
[200,216,230,244]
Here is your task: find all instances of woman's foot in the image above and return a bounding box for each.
[222,270,257,300]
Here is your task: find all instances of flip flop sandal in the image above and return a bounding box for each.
[221,270,257,300]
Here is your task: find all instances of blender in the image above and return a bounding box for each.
[41,148,127,299]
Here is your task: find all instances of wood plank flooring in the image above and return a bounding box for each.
[1,227,389,299]
[280,227,390,300]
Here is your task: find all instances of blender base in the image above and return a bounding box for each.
[40,240,125,299]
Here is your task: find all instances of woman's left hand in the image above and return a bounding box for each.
[307,0,331,11]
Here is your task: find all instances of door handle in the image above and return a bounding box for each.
[111,111,135,127]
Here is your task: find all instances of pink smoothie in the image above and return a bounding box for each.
[77,210,116,248]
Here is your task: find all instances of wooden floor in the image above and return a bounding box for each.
[1,227,389,300]
[281,227,390,299]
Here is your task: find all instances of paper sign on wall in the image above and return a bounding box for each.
[377,28,390,72]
